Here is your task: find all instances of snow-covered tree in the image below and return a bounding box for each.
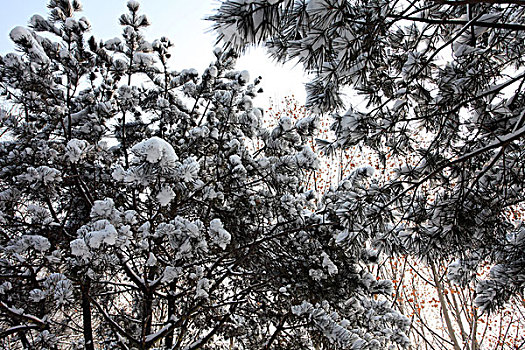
[210,0,525,315]
[0,1,409,349]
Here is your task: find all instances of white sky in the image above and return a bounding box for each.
[0,0,307,107]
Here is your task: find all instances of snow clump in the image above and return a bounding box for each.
[156,186,175,206]
[90,198,115,219]
[6,235,51,253]
[162,266,182,284]
[85,220,118,249]
[209,218,231,249]
[195,278,210,299]
[70,238,91,259]
[131,136,178,167]
[322,252,338,276]
[9,26,50,64]
[65,139,89,163]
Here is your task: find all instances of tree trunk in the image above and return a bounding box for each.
[165,282,177,348]
[142,291,153,349]
[81,279,95,350]
[431,262,462,350]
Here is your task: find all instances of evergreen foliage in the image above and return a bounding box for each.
[0,1,409,348]
[210,0,525,314]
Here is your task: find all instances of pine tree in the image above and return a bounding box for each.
[210,0,525,315]
[0,1,409,348]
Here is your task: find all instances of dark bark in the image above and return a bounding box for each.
[142,291,154,349]
[265,314,289,349]
[164,282,177,349]
[81,279,95,350]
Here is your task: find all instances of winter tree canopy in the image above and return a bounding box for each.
[210,0,525,316]
[0,1,411,349]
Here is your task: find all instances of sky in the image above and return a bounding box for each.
[0,0,307,107]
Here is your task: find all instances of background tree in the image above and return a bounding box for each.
[210,0,525,316]
[0,1,410,349]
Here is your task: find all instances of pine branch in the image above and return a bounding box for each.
[0,301,47,327]
[383,123,525,210]
[434,0,525,5]
[0,324,41,339]
[89,296,140,347]
[388,14,525,31]
[181,314,230,350]
[265,314,289,349]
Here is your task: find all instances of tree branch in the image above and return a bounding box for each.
[434,0,525,5]
[431,262,462,350]
[89,296,140,347]
[265,314,289,349]
[383,123,525,210]
[182,313,230,350]
[388,15,525,32]
[0,301,47,327]
[0,324,41,339]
